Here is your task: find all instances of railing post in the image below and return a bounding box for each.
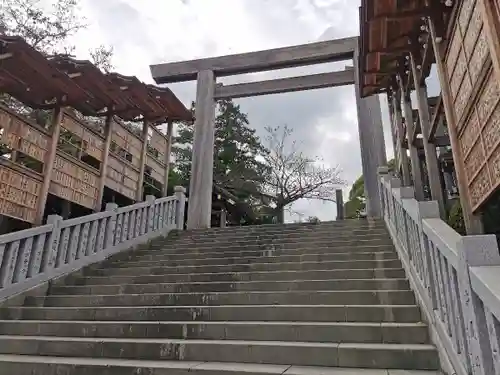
[457,236,500,375]
[145,195,156,233]
[174,186,186,230]
[377,166,389,220]
[104,203,119,249]
[41,215,63,272]
[416,201,440,309]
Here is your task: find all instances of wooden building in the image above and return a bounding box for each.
[359,0,500,235]
[0,36,192,233]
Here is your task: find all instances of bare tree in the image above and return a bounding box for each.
[89,44,114,72]
[262,125,345,223]
[0,0,86,54]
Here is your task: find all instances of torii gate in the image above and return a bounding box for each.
[150,36,387,229]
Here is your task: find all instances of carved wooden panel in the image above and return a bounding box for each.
[0,108,49,163]
[61,114,104,161]
[111,122,143,168]
[458,69,500,210]
[146,154,165,182]
[49,155,99,209]
[468,29,489,84]
[0,166,41,223]
[459,111,480,157]
[458,0,475,36]
[444,0,500,210]
[469,165,491,207]
[105,155,139,200]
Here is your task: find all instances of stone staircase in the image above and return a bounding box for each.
[0,219,441,374]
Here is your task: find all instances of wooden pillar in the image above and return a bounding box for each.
[163,120,174,196]
[409,54,446,218]
[137,119,149,202]
[353,44,388,218]
[428,18,484,234]
[392,92,412,186]
[187,70,216,229]
[95,115,113,211]
[401,91,425,201]
[35,107,63,225]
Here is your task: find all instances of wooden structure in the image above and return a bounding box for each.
[0,36,191,228]
[151,37,388,229]
[360,0,500,234]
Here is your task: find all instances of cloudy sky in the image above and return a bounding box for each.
[68,0,397,222]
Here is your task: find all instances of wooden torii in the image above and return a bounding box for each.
[150,37,387,229]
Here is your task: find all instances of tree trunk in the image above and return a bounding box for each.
[276,207,285,224]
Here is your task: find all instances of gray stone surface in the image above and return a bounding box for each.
[0,220,440,374]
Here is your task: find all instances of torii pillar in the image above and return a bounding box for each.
[353,47,387,218]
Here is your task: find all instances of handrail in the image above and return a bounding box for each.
[0,186,186,301]
[378,168,500,375]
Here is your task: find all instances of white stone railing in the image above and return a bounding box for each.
[0,186,186,301]
[379,168,500,375]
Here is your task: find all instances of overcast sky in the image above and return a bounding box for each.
[69,0,398,222]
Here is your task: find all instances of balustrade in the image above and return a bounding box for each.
[379,167,500,375]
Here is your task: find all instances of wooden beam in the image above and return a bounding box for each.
[95,115,113,211]
[137,119,149,201]
[0,52,13,60]
[411,135,450,148]
[410,53,446,218]
[151,37,358,83]
[35,107,63,225]
[429,95,443,141]
[214,70,354,99]
[401,88,425,201]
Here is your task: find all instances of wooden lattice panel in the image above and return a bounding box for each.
[146,154,165,182]
[111,122,143,168]
[105,155,139,200]
[150,128,168,162]
[0,166,41,223]
[49,154,99,209]
[61,114,104,162]
[0,108,49,163]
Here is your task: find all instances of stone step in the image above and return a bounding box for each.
[89,259,403,276]
[0,355,442,375]
[0,320,429,344]
[51,278,410,295]
[126,245,396,261]
[120,251,398,267]
[171,220,385,237]
[144,237,393,252]
[26,290,416,307]
[0,304,423,323]
[160,231,390,247]
[69,268,407,286]
[0,336,439,369]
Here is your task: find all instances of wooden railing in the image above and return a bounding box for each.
[0,186,186,300]
[378,167,500,375]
